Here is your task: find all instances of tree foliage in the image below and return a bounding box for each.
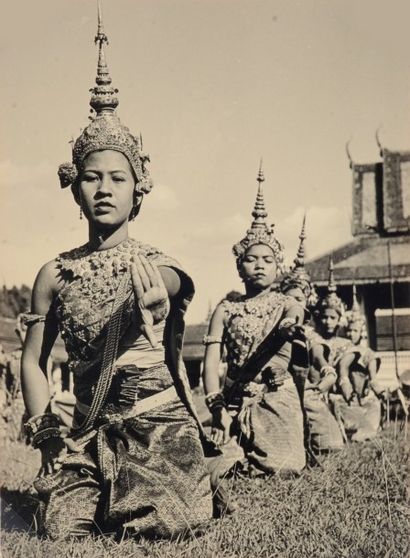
[0,285,32,318]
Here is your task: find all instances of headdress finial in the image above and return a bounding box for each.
[257,158,265,184]
[315,255,344,316]
[251,159,268,228]
[346,283,367,340]
[328,256,337,294]
[280,213,316,304]
[232,162,284,270]
[294,212,306,268]
[97,0,104,38]
[351,283,360,314]
[90,0,119,115]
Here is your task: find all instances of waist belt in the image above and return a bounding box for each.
[224,376,295,409]
[75,385,178,423]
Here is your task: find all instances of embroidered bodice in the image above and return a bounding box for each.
[54,238,178,400]
[222,291,297,377]
[305,327,352,366]
[338,344,380,373]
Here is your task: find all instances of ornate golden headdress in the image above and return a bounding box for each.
[315,257,345,316]
[346,284,367,338]
[232,162,284,270]
[281,214,310,291]
[58,1,152,204]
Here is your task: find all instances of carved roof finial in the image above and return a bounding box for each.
[375,126,383,157]
[345,140,354,169]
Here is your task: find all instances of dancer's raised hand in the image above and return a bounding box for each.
[131,253,169,348]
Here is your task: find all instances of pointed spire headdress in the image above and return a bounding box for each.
[58,0,152,208]
[346,284,367,338]
[233,161,284,270]
[315,257,345,316]
[280,214,317,304]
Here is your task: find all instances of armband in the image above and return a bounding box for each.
[20,313,46,326]
[203,335,222,346]
[278,317,296,333]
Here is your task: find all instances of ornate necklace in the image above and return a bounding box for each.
[56,238,136,305]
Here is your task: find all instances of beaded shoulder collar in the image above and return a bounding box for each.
[223,290,289,312]
[56,238,163,280]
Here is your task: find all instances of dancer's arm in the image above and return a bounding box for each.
[338,353,355,402]
[203,304,232,445]
[21,261,65,475]
[21,261,59,416]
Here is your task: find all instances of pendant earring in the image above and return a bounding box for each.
[79,207,83,220]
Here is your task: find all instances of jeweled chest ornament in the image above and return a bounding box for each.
[223,291,287,368]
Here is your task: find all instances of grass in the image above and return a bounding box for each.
[1,428,409,558]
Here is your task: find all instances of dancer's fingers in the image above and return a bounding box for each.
[131,262,144,300]
[139,254,158,288]
[134,254,150,291]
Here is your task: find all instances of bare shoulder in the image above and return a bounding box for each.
[210,302,227,328]
[32,259,62,308]
[35,258,61,289]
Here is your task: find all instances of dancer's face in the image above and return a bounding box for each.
[285,286,306,305]
[78,150,136,227]
[319,308,340,335]
[347,323,362,345]
[240,244,277,290]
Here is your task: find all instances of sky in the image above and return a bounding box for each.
[1,0,409,323]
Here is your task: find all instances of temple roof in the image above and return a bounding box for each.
[306,235,410,285]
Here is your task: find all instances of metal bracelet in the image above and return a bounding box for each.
[24,412,61,437]
[32,427,62,449]
[205,392,226,412]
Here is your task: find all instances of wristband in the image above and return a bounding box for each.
[369,379,384,396]
[24,413,62,447]
[320,365,336,378]
[32,427,62,448]
[205,392,226,413]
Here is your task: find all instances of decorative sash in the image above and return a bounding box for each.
[71,272,130,438]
